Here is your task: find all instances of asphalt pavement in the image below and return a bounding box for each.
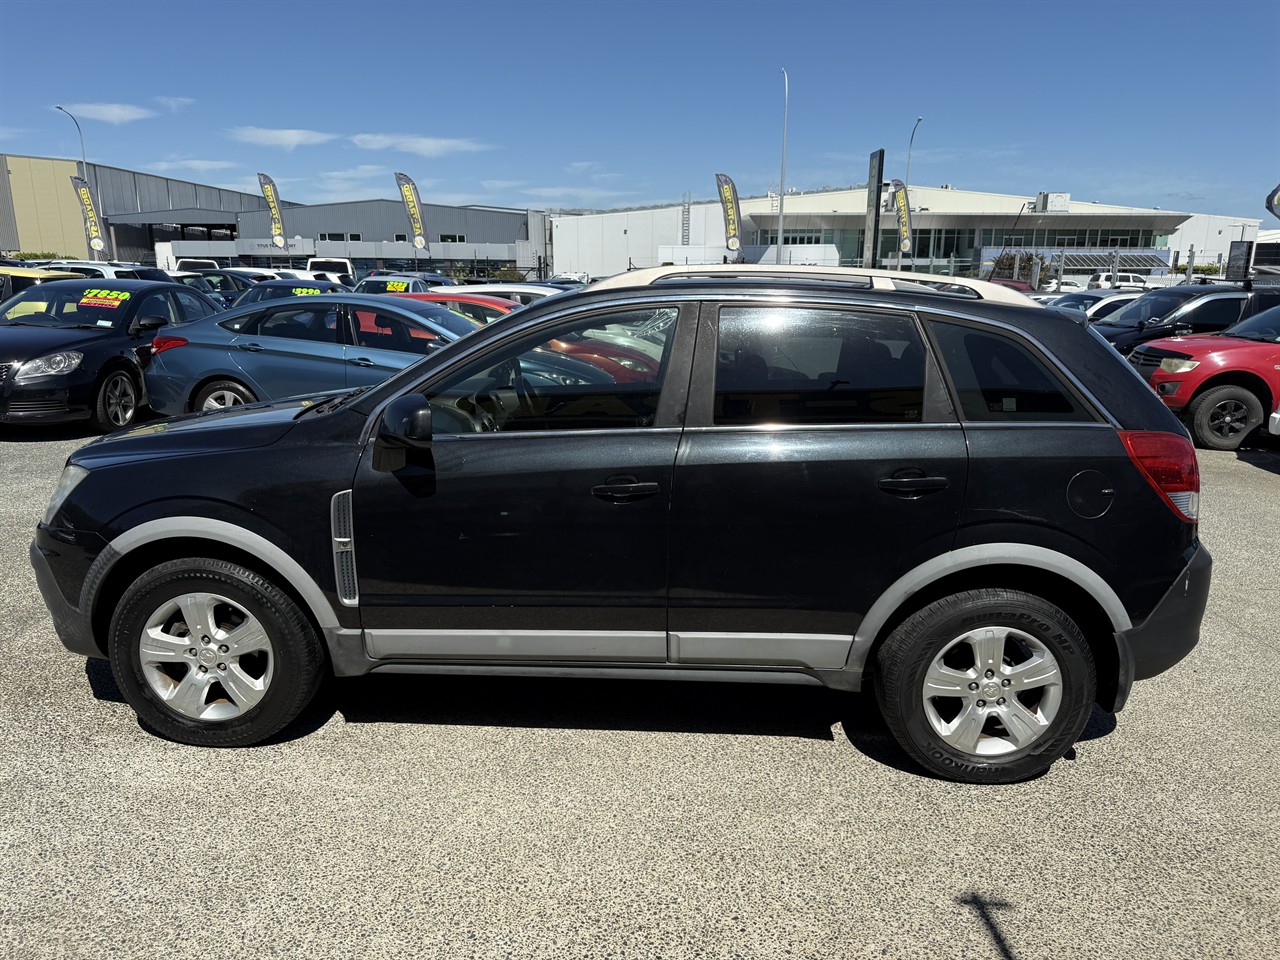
[1,424,1277,960]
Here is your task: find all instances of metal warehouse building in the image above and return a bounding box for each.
[0,153,550,277]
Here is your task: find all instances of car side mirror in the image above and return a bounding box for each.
[131,315,169,335]
[374,394,432,471]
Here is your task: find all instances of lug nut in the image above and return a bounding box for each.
[969,682,979,691]
[976,699,986,707]
[217,663,226,672]
[1001,678,1011,687]
[186,648,196,657]
[218,644,229,654]
[198,665,208,673]
[985,669,995,679]
[201,637,210,646]
[997,697,1006,705]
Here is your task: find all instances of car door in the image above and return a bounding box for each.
[1179,295,1246,334]
[343,304,445,387]
[227,301,348,399]
[666,300,968,672]
[349,302,695,661]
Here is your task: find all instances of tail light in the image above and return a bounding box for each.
[1119,430,1200,521]
[150,335,189,356]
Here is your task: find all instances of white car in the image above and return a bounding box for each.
[1270,401,1280,436]
[1046,278,1084,293]
[429,282,568,305]
[42,260,168,281]
[1087,272,1147,290]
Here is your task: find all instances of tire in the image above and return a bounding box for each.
[874,589,1097,784]
[90,369,139,432]
[1186,385,1264,451]
[108,558,327,747]
[194,379,256,413]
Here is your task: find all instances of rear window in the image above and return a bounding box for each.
[356,278,415,294]
[930,321,1094,422]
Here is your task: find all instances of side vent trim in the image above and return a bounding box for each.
[331,490,358,607]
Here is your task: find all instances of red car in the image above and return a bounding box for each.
[1127,303,1280,450]
[389,291,518,325]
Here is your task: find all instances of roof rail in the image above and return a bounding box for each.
[588,264,1039,306]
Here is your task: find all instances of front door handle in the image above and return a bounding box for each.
[347,357,376,367]
[879,471,950,499]
[592,475,661,503]
[236,342,264,352]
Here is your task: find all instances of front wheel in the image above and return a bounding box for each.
[91,369,139,432]
[1186,385,1263,451]
[108,558,327,746]
[875,589,1096,784]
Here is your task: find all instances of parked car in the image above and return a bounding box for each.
[1093,284,1280,355]
[0,266,84,301]
[426,282,571,305]
[165,271,230,308]
[389,291,520,325]
[367,270,455,286]
[1127,304,1280,450]
[32,264,1211,785]
[1087,272,1147,290]
[1044,278,1084,293]
[229,278,350,308]
[307,258,355,285]
[1045,290,1143,322]
[1270,400,1280,436]
[986,277,1036,293]
[143,293,478,415]
[0,278,222,430]
[352,275,438,295]
[193,270,270,306]
[42,260,172,282]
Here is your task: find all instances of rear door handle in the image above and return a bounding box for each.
[592,476,661,503]
[347,357,376,367]
[236,343,264,352]
[878,473,950,498]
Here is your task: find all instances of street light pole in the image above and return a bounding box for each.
[54,104,101,261]
[776,68,789,265]
[903,116,922,272]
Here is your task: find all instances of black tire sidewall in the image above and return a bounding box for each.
[877,591,1096,783]
[1189,385,1263,451]
[108,559,324,746]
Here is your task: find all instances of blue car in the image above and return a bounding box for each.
[229,278,351,309]
[144,293,478,415]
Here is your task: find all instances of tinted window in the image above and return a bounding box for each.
[349,308,440,357]
[228,305,340,343]
[135,292,177,325]
[714,306,926,426]
[1103,290,1206,328]
[931,322,1093,422]
[172,289,214,321]
[1182,297,1245,331]
[425,307,678,433]
[394,301,479,338]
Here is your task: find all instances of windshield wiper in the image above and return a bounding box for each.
[294,385,370,418]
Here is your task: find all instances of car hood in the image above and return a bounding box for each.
[71,395,318,467]
[1140,333,1280,360]
[0,324,116,361]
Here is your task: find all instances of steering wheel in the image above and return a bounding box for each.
[455,394,498,433]
[515,375,537,415]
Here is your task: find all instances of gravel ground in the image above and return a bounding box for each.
[1,424,1276,960]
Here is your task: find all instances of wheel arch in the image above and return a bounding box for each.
[1184,372,1273,417]
[90,519,339,662]
[186,373,258,413]
[843,545,1128,708]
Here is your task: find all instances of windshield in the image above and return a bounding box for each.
[1100,290,1200,328]
[1223,305,1280,342]
[397,300,481,338]
[1048,292,1099,311]
[0,285,133,327]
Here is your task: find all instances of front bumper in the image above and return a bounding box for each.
[30,538,104,658]
[1117,543,1212,690]
[0,379,90,423]
[1270,406,1280,436]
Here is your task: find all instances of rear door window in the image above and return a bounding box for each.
[1182,296,1245,332]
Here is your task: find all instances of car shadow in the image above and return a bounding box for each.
[1236,431,1280,475]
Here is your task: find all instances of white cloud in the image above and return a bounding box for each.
[565,161,600,174]
[481,179,526,191]
[59,103,157,124]
[319,164,389,180]
[155,96,195,112]
[230,126,339,150]
[148,159,237,173]
[351,133,488,158]
[523,186,637,204]
[0,126,25,141]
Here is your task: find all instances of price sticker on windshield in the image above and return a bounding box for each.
[292,287,321,296]
[385,281,408,292]
[80,289,131,309]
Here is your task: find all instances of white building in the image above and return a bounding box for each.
[551,184,1262,281]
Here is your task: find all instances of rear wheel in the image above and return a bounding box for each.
[875,589,1096,783]
[194,379,256,412]
[108,558,326,746]
[1186,385,1263,451]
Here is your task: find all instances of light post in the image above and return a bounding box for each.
[54,104,101,261]
[776,68,789,265]
[901,116,923,271]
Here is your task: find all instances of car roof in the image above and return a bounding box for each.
[33,278,185,291]
[390,292,519,307]
[589,264,1038,306]
[0,266,84,279]
[252,278,345,287]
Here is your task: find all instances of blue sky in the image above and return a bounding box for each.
[1,0,1276,218]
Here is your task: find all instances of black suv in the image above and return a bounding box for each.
[30,266,1212,783]
[1092,283,1280,355]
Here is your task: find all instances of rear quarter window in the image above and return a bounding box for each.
[930,321,1096,422]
